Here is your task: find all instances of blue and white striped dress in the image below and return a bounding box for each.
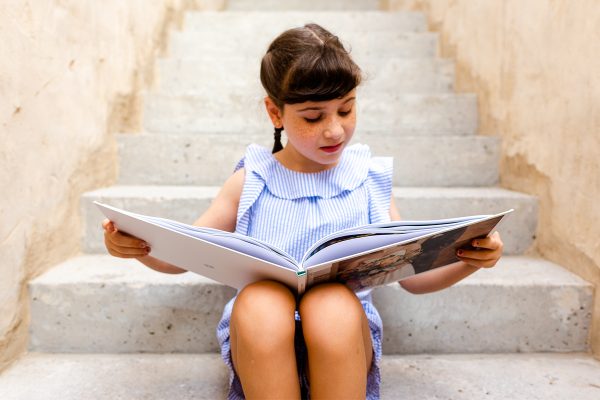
[217,143,393,399]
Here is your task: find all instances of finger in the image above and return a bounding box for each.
[106,246,149,259]
[456,248,500,260]
[102,219,113,232]
[104,230,148,250]
[470,237,494,250]
[457,256,499,269]
[471,232,503,250]
[105,239,151,257]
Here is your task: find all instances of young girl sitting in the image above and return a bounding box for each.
[103,23,504,400]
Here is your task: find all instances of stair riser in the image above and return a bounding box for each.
[143,94,477,135]
[116,134,496,187]
[374,284,593,353]
[29,281,236,353]
[156,59,455,95]
[4,353,600,400]
[168,32,437,60]
[29,278,591,354]
[224,0,381,11]
[186,11,425,32]
[81,187,537,255]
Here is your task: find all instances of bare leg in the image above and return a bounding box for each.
[299,283,373,400]
[230,280,300,399]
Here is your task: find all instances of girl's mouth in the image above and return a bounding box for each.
[320,143,343,153]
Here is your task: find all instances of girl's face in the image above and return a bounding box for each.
[265,89,357,172]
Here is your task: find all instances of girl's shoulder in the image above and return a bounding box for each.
[233,143,392,200]
[232,144,269,177]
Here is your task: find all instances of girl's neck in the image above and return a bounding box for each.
[274,145,339,173]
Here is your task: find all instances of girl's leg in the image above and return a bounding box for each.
[299,283,373,400]
[230,280,300,399]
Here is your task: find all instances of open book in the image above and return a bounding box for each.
[95,202,512,294]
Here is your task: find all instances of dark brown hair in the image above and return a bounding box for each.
[260,23,362,153]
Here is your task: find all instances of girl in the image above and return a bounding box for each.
[103,23,504,400]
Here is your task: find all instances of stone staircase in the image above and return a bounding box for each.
[2,1,599,398]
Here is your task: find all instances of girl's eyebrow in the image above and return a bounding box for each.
[297,97,356,112]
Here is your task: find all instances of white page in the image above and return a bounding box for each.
[303,210,512,268]
[303,231,429,267]
[96,202,299,290]
[300,215,487,262]
[140,214,297,266]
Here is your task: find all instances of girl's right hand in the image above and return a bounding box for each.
[102,219,150,259]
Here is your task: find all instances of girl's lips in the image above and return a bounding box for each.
[320,143,343,153]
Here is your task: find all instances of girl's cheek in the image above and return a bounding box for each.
[290,121,318,138]
[297,126,317,138]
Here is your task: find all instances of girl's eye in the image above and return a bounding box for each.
[303,108,353,123]
[304,116,321,123]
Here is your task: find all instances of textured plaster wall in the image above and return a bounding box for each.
[384,0,600,356]
[0,0,225,372]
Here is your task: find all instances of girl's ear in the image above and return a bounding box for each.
[264,96,283,128]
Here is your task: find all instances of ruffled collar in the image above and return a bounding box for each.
[245,143,371,199]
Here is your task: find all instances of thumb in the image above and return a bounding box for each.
[102,219,117,233]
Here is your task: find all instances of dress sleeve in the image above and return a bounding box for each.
[233,157,245,173]
[366,156,394,224]
[233,146,267,235]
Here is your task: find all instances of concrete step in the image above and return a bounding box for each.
[226,0,381,11]
[168,31,438,61]
[81,185,536,255]
[116,133,495,187]
[185,11,426,33]
[156,58,455,95]
[28,254,590,354]
[143,93,477,135]
[2,352,600,400]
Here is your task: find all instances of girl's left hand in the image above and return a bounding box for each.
[456,231,504,269]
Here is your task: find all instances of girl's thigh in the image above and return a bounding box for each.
[229,280,298,372]
[299,283,374,372]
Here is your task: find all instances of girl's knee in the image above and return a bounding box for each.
[299,283,365,348]
[300,282,361,314]
[231,280,296,343]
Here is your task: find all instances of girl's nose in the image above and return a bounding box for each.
[323,118,344,140]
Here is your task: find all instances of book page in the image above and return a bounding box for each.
[304,211,510,291]
[96,202,300,291]
[301,214,486,263]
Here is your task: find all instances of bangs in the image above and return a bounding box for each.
[280,46,361,104]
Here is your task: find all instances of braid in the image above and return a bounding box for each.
[272,127,284,153]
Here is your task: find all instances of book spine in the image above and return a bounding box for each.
[297,270,307,295]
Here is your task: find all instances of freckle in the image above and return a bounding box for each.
[13,106,21,115]
[69,59,75,69]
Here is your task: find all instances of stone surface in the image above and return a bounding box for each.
[0,0,202,373]
[375,256,593,353]
[81,185,536,254]
[1,352,600,399]
[168,30,438,61]
[28,255,591,354]
[387,0,600,353]
[28,256,236,353]
[143,93,477,135]
[226,0,381,11]
[116,133,496,187]
[156,57,455,95]
[185,11,425,32]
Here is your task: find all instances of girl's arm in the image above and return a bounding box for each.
[399,232,504,294]
[390,196,401,220]
[387,195,504,294]
[134,168,246,274]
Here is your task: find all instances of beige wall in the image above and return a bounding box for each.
[384,0,600,356]
[0,0,225,372]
